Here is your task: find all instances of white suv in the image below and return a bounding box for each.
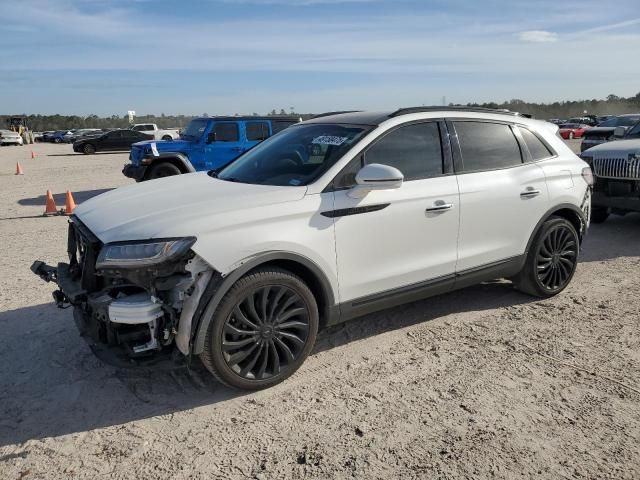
[33,108,593,390]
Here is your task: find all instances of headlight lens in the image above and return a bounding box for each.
[96,237,196,269]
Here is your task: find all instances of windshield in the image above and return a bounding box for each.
[181,119,209,140]
[217,123,370,186]
[598,116,640,127]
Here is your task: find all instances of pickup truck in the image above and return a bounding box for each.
[123,116,301,181]
[580,114,640,152]
[130,123,180,141]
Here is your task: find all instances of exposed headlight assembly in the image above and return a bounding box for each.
[96,237,196,269]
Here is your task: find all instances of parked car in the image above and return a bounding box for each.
[73,129,153,154]
[32,107,592,390]
[571,116,597,126]
[124,116,301,181]
[0,129,24,146]
[130,123,180,141]
[581,114,640,152]
[47,130,72,143]
[558,123,590,140]
[580,123,640,223]
[63,129,103,143]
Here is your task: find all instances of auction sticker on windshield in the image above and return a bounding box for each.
[312,135,348,146]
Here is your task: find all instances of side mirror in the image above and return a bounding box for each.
[348,163,404,199]
[613,126,627,138]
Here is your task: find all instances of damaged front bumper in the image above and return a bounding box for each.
[31,218,215,369]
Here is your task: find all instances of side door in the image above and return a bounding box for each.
[245,121,270,150]
[449,120,549,272]
[203,121,243,170]
[99,130,123,150]
[329,120,460,306]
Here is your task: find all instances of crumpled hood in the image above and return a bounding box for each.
[74,172,307,244]
[582,139,640,157]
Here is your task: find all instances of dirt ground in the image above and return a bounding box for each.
[0,141,639,480]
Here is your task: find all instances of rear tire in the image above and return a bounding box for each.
[147,162,181,179]
[513,216,579,298]
[83,143,96,155]
[590,206,609,224]
[200,267,319,390]
[162,135,173,141]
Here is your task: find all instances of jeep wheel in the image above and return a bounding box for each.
[514,216,579,298]
[590,206,609,224]
[200,267,319,390]
[83,143,96,155]
[147,162,181,179]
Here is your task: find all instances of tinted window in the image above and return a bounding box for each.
[246,122,270,141]
[213,123,239,142]
[272,120,297,134]
[108,131,124,139]
[364,123,443,181]
[520,128,553,160]
[454,122,522,171]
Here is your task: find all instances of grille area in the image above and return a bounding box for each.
[593,157,640,180]
[68,218,103,291]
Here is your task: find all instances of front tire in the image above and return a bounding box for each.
[200,267,319,390]
[590,206,609,224]
[147,162,181,179]
[162,135,173,141]
[83,143,96,154]
[514,216,579,298]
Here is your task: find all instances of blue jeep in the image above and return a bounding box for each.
[123,116,301,181]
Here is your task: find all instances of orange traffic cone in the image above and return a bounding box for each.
[15,162,24,175]
[63,190,76,216]
[31,151,36,159]
[43,190,59,216]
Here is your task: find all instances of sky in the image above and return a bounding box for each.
[1,0,639,116]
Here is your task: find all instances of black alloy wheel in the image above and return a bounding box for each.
[535,223,578,291]
[200,267,319,390]
[222,285,311,380]
[83,143,96,154]
[513,216,579,298]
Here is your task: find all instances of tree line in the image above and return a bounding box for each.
[3,92,640,131]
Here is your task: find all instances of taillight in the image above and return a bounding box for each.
[581,167,594,186]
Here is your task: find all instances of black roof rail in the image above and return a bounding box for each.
[310,110,362,119]
[389,106,525,118]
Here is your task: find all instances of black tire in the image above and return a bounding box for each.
[162,135,173,141]
[83,143,96,155]
[54,138,62,143]
[200,267,319,390]
[590,206,609,224]
[147,162,181,179]
[513,216,579,298]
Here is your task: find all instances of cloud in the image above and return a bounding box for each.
[517,30,559,42]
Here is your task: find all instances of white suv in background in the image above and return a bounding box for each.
[33,107,592,390]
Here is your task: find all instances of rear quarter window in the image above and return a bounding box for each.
[454,121,523,172]
[520,127,554,160]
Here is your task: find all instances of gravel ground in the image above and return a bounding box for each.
[1,141,639,480]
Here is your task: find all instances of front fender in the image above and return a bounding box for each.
[190,251,338,355]
[147,152,196,173]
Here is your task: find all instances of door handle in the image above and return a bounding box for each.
[231,147,243,152]
[520,188,541,198]
[425,201,454,213]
